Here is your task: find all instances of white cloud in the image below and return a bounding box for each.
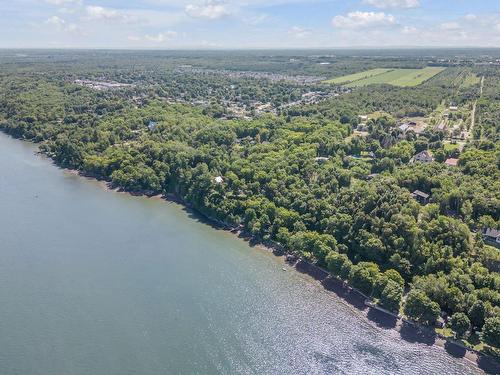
[242,13,269,25]
[45,15,82,34]
[332,11,396,29]
[401,25,417,34]
[288,26,312,38]
[185,1,231,19]
[127,35,141,41]
[464,14,477,21]
[45,15,65,27]
[440,22,460,31]
[45,0,81,5]
[363,0,419,9]
[145,31,178,42]
[85,5,136,23]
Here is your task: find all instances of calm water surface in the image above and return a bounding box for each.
[0,132,485,374]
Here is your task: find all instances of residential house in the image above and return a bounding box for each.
[412,150,434,163]
[444,158,459,167]
[411,190,430,205]
[483,228,500,245]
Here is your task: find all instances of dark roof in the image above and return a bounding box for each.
[412,190,430,199]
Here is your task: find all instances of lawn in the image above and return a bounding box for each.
[323,68,392,84]
[327,67,446,87]
[443,142,460,152]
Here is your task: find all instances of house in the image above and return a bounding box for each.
[214,176,224,184]
[147,121,157,131]
[412,150,434,163]
[449,106,458,111]
[399,123,411,133]
[444,158,459,167]
[359,115,368,121]
[435,123,447,132]
[314,156,330,163]
[411,190,430,205]
[483,228,500,245]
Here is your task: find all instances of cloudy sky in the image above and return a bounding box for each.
[1,0,499,49]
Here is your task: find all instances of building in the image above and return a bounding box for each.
[444,158,459,167]
[483,228,500,245]
[412,150,434,163]
[214,176,224,184]
[314,156,330,163]
[411,190,430,205]
[399,123,411,133]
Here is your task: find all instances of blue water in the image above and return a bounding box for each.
[0,132,485,374]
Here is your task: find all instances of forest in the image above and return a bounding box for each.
[0,49,499,353]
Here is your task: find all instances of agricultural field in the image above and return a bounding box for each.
[323,68,392,84]
[460,72,481,88]
[327,67,446,87]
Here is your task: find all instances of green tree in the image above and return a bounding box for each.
[468,300,486,330]
[404,289,441,325]
[380,280,403,312]
[449,312,470,338]
[482,317,500,348]
[326,252,350,278]
[349,262,380,295]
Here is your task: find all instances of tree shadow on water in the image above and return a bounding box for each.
[366,308,398,329]
[295,259,329,281]
[477,354,500,375]
[444,340,466,358]
[321,276,367,312]
[399,321,436,346]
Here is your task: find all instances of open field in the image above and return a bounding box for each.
[327,67,446,87]
[461,73,481,88]
[323,68,392,84]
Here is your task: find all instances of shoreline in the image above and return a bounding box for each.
[61,166,499,374]
[2,133,499,374]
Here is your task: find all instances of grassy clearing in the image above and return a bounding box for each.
[329,67,446,87]
[323,68,392,84]
[461,73,481,88]
[443,142,459,152]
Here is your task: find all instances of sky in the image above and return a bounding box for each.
[1,0,499,49]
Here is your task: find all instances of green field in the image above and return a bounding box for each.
[460,73,481,88]
[327,67,446,87]
[323,68,392,84]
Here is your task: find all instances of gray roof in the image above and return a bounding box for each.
[484,228,500,238]
[412,190,430,199]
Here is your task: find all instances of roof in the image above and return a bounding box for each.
[214,176,224,183]
[414,150,434,160]
[484,228,500,238]
[444,158,459,166]
[399,123,411,132]
[412,190,430,199]
[314,156,329,161]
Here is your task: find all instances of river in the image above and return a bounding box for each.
[0,132,488,374]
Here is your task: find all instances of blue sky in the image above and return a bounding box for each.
[1,0,499,48]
